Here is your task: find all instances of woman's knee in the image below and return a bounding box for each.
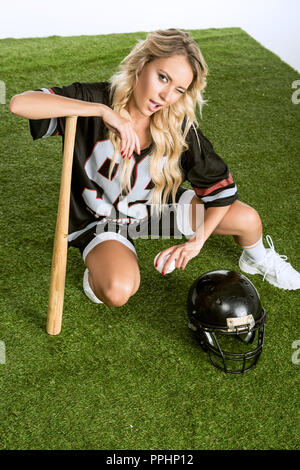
[85,240,140,307]
[212,200,262,237]
[92,274,140,307]
[237,203,262,233]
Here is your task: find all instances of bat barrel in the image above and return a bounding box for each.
[46,116,78,335]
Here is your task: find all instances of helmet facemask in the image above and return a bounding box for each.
[193,311,266,373]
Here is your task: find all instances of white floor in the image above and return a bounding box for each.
[1,0,299,73]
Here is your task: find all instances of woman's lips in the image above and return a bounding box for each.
[148,99,162,112]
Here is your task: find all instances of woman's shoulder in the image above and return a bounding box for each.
[72,80,112,104]
[51,80,112,105]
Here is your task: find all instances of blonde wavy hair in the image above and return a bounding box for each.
[108,28,208,214]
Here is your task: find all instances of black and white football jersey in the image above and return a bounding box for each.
[29,81,238,240]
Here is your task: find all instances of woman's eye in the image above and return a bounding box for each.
[159,73,168,83]
[159,73,184,94]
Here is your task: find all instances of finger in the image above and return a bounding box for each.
[175,254,185,270]
[180,257,189,270]
[134,131,141,155]
[176,252,188,270]
[123,125,136,159]
[162,249,179,275]
[129,127,141,158]
[122,123,133,156]
[119,129,128,156]
[155,247,174,270]
[128,127,136,159]
[122,131,130,158]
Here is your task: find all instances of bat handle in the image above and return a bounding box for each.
[46,116,78,335]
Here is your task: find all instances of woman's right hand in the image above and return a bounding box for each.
[100,105,141,158]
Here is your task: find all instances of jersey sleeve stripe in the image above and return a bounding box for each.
[42,117,58,138]
[193,173,234,197]
[40,87,54,94]
[39,88,58,138]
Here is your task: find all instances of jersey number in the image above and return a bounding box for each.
[82,140,153,220]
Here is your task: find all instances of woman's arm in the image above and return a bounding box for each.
[189,204,231,246]
[9,90,106,120]
[156,204,231,274]
[9,90,140,156]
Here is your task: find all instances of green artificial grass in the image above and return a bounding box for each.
[0,28,299,451]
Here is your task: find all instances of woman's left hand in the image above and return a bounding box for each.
[155,237,205,275]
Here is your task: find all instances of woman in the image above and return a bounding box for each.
[9,28,300,306]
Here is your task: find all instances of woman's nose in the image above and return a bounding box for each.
[159,86,173,104]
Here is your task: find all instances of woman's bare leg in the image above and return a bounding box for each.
[190,197,263,246]
[85,240,140,307]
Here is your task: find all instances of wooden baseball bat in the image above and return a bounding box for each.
[46,116,78,335]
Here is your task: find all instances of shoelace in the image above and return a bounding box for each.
[262,235,290,281]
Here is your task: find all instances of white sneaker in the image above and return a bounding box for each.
[83,268,103,304]
[239,235,300,290]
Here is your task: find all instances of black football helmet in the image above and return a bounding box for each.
[187,270,266,374]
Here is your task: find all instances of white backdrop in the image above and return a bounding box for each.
[1,0,300,72]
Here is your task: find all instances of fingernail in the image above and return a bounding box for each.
[161,272,165,276]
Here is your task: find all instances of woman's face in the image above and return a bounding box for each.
[128,54,194,121]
